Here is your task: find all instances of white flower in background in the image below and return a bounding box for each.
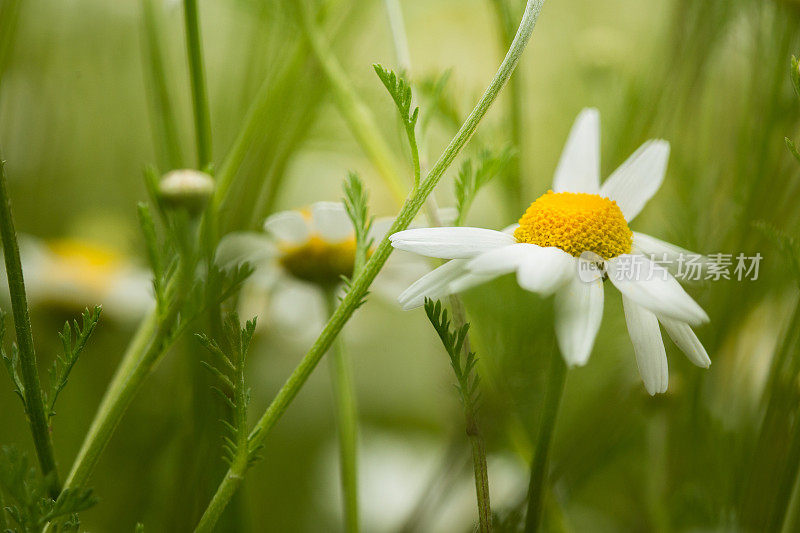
[390,108,711,395]
[216,202,428,339]
[1,237,153,322]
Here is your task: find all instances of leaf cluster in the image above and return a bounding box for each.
[2,307,101,420]
[454,146,515,225]
[342,172,374,277]
[423,299,481,411]
[0,446,96,533]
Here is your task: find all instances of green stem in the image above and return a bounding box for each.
[449,297,492,531]
[183,0,212,168]
[59,255,194,493]
[467,411,492,532]
[327,293,360,533]
[489,0,525,213]
[142,0,184,170]
[299,2,408,204]
[524,343,567,533]
[0,156,60,497]
[194,2,546,529]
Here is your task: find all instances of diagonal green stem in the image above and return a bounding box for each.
[524,342,567,533]
[0,156,60,497]
[193,2,546,530]
[183,0,212,168]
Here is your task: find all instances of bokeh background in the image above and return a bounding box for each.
[2,0,800,531]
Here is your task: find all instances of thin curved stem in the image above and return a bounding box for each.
[194,2,546,529]
[299,2,408,205]
[524,342,566,533]
[0,156,60,497]
[183,0,212,168]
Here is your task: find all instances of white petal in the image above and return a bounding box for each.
[600,140,670,221]
[397,259,468,310]
[264,210,311,245]
[632,232,707,281]
[515,247,575,296]
[215,232,277,270]
[632,232,697,261]
[554,276,604,367]
[608,254,708,325]
[622,296,668,395]
[553,108,601,194]
[390,227,516,259]
[311,202,353,243]
[501,223,519,235]
[659,316,711,368]
[467,243,533,275]
[447,271,500,294]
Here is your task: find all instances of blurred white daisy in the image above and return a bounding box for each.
[216,201,428,340]
[1,237,153,322]
[390,108,711,395]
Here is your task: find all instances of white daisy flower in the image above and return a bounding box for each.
[390,108,711,395]
[1,237,154,322]
[216,201,428,340]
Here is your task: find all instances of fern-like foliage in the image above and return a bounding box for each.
[373,64,422,186]
[46,306,102,420]
[0,309,25,409]
[423,299,481,411]
[0,446,96,533]
[373,64,418,131]
[343,171,375,279]
[196,314,263,470]
[454,146,515,226]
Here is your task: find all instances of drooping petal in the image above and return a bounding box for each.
[622,295,668,395]
[632,232,708,281]
[311,202,354,243]
[264,210,311,245]
[215,232,277,270]
[552,108,601,194]
[390,227,516,259]
[515,247,576,296]
[467,243,534,275]
[659,315,711,368]
[600,140,670,222]
[397,259,469,310]
[447,271,501,295]
[608,254,708,325]
[554,276,604,367]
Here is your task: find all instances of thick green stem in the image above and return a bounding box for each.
[0,157,60,497]
[524,343,567,533]
[183,0,212,168]
[467,413,492,532]
[194,2,546,529]
[327,295,360,533]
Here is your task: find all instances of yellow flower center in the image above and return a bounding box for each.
[279,236,358,286]
[514,190,632,259]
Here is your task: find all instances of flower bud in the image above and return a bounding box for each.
[158,169,214,214]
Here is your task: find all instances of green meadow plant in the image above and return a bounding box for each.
[2,0,800,531]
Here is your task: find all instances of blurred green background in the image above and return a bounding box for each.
[2,0,800,531]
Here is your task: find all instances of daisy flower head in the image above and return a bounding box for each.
[390,108,711,395]
[216,202,426,339]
